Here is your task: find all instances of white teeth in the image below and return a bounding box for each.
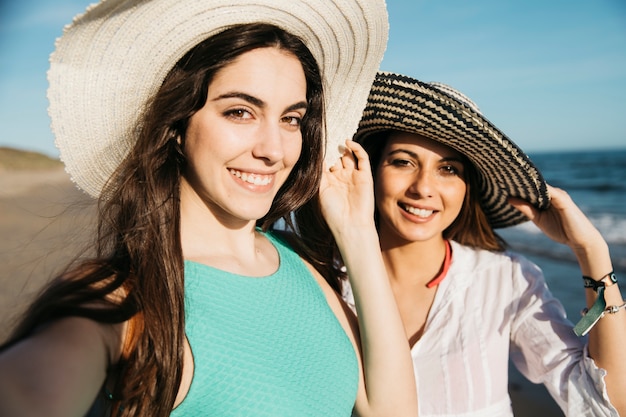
[402,204,433,217]
[229,169,271,186]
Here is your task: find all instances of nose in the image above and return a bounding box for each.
[252,121,284,163]
[408,168,434,198]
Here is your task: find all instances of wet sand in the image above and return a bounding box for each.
[0,168,564,415]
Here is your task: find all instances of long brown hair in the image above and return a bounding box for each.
[1,23,324,417]
[443,162,506,251]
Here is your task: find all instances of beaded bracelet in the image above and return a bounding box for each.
[573,271,619,337]
[581,302,626,318]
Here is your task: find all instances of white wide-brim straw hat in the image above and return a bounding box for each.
[355,71,551,229]
[48,0,389,198]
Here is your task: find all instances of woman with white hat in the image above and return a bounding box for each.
[0,2,418,417]
[304,71,626,416]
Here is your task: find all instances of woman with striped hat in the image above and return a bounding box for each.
[300,71,625,416]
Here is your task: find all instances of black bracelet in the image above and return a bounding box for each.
[582,271,617,292]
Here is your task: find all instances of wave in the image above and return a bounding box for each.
[499,219,626,274]
[549,182,626,193]
[492,147,626,272]
[529,149,626,195]
[505,214,626,245]
[588,214,626,245]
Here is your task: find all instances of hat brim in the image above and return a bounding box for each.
[354,71,550,229]
[48,0,388,197]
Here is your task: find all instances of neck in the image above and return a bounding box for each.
[380,235,448,287]
[179,181,261,266]
[177,180,280,277]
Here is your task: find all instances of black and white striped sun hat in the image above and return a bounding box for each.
[355,71,550,229]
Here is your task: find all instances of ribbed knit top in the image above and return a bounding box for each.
[171,231,359,416]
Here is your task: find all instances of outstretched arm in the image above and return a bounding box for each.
[319,140,418,417]
[510,185,626,414]
[0,317,120,417]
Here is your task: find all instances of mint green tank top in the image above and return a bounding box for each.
[170,231,359,416]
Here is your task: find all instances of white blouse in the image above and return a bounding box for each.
[343,240,618,417]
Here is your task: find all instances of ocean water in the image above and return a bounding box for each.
[497,148,626,320]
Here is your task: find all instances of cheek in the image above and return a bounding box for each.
[183,135,211,168]
[183,117,208,158]
[447,183,467,215]
[285,137,304,167]
[374,177,401,216]
[376,174,404,200]
[373,177,389,203]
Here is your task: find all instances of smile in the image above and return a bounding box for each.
[401,204,433,218]
[228,169,272,186]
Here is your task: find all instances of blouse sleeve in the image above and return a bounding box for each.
[508,254,618,416]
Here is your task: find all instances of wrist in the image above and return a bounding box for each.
[583,272,617,292]
[572,238,610,270]
[574,271,621,337]
[331,222,378,244]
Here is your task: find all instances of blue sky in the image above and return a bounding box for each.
[1,0,625,158]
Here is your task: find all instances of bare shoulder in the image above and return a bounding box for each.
[0,316,124,417]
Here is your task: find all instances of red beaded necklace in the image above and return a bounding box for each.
[426,240,452,288]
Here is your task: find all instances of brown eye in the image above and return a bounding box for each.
[224,108,252,120]
[281,116,302,127]
[390,158,412,167]
[440,164,462,177]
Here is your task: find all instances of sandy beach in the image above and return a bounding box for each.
[0,168,96,342]
[0,168,565,416]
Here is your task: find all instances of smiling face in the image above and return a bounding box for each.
[181,47,307,226]
[374,131,468,246]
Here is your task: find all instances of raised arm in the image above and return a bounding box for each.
[510,185,626,414]
[319,140,418,417]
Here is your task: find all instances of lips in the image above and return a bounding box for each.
[228,168,272,186]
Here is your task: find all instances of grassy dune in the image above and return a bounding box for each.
[0,147,63,171]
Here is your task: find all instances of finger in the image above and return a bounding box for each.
[544,185,574,210]
[339,152,356,170]
[345,140,371,173]
[508,197,537,220]
[328,157,342,172]
[337,141,356,170]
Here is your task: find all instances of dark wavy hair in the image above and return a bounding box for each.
[1,23,324,417]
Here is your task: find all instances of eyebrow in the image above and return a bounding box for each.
[387,148,464,163]
[388,149,418,159]
[212,92,307,112]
